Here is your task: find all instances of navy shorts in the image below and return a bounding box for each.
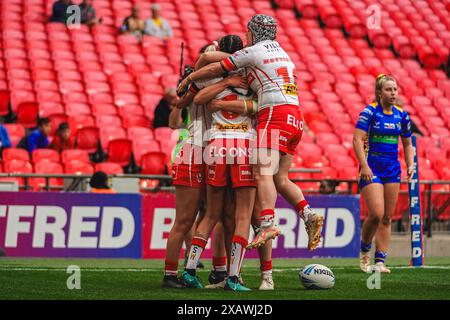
[358,157,401,190]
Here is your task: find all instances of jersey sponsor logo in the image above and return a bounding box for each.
[358,115,369,123]
[263,57,292,64]
[384,123,396,129]
[287,114,303,130]
[283,84,298,95]
[371,134,398,144]
[239,165,254,181]
[215,123,249,131]
[373,121,381,129]
[208,145,253,161]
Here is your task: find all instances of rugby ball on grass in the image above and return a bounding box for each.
[299,264,335,289]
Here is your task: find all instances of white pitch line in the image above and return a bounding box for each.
[0,265,449,272]
[274,266,450,272]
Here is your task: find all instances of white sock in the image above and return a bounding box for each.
[186,236,207,270]
[229,236,247,277]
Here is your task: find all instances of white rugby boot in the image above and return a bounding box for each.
[259,273,274,290]
[360,251,371,273]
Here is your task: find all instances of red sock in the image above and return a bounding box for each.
[213,256,227,272]
[260,260,272,272]
[164,260,178,276]
[295,200,309,220]
[259,209,275,226]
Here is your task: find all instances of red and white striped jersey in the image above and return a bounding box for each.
[196,71,255,141]
[222,40,299,111]
[209,85,255,140]
[185,78,219,147]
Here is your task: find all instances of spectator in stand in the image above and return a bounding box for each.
[22,118,51,154]
[0,124,12,155]
[120,5,145,39]
[153,88,178,128]
[90,171,116,193]
[50,122,73,152]
[79,0,101,27]
[144,3,173,40]
[49,0,74,23]
[319,180,338,194]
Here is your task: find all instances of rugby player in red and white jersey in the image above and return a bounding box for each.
[163,43,227,289]
[178,14,324,251]
[186,45,276,291]
[181,36,260,291]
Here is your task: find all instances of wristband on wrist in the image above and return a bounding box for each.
[243,100,248,115]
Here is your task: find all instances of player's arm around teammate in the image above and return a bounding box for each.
[353,74,414,274]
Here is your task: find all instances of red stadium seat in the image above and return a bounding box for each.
[96,115,122,128]
[61,149,90,164]
[65,103,91,116]
[3,159,33,179]
[3,124,25,139]
[420,168,439,181]
[92,103,117,115]
[127,127,154,141]
[69,114,95,135]
[10,91,36,113]
[118,104,144,118]
[2,148,30,162]
[0,90,10,116]
[122,115,151,129]
[48,114,69,136]
[338,167,359,180]
[32,149,60,163]
[141,152,167,174]
[74,127,100,153]
[39,101,64,118]
[154,127,175,143]
[133,139,161,163]
[65,160,94,174]
[107,139,133,166]
[303,154,330,168]
[95,162,124,174]
[32,161,64,191]
[312,166,338,179]
[100,127,127,149]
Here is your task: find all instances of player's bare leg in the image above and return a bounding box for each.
[253,194,274,290]
[205,222,228,289]
[247,148,281,249]
[183,203,206,269]
[374,183,399,273]
[274,153,324,251]
[164,186,202,288]
[183,185,225,288]
[360,183,384,273]
[248,148,323,250]
[225,187,255,291]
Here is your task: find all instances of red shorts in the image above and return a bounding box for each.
[171,143,205,188]
[204,139,256,188]
[256,104,303,155]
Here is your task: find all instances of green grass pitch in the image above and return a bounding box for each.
[1,257,449,300]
